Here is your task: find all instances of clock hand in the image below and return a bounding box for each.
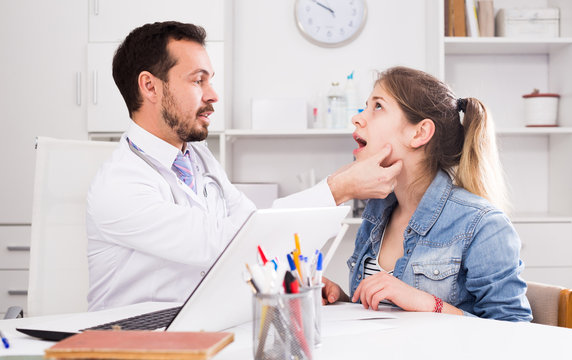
[312,0,335,17]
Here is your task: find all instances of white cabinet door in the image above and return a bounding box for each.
[0,0,89,223]
[87,43,130,133]
[88,0,224,42]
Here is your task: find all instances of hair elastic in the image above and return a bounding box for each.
[456,98,467,113]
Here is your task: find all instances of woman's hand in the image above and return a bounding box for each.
[328,144,403,205]
[321,276,350,305]
[352,272,435,311]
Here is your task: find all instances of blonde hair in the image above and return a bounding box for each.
[378,66,509,212]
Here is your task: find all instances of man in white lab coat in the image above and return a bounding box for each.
[86,21,402,311]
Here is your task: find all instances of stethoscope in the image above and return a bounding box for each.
[127,138,228,216]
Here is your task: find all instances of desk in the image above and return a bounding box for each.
[1,303,571,359]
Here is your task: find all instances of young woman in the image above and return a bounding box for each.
[322,66,532,321]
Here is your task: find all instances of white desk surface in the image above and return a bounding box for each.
[1,302,571,359]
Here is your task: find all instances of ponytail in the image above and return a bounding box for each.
[455,98,509,212]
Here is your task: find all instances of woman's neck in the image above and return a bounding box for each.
[392,165,433,216]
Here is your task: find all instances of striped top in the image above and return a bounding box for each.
[363,228,393,278]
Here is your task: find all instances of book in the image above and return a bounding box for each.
[477,0,495,36]
[452,0,467,37]
[445,0,453,36]
[465,0,480,37]
[44,331,234,360]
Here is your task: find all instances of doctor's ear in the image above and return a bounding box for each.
[138,71,159,103]
[410,119,435,149]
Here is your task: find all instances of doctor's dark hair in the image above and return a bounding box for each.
[112,21,207,118]
[376,66,508,211]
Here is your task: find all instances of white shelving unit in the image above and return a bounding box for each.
[438,0,572,287]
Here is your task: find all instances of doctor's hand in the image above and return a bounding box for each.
[322,276,350,305]
[327,144,403,205]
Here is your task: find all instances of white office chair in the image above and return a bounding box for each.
[27,136,117,316]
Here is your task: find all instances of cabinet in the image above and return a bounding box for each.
[0,0,89,314]
[0,226,31,317]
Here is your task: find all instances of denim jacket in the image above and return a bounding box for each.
[348,170,532,321]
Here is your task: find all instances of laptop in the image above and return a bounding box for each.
[17,206,350,341]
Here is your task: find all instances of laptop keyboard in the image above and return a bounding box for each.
[82,306,181,331]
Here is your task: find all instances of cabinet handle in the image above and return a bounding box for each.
[8,290,28,296]
[76,72,82,106]
[6,246,30,251]
[93,0,99,15]
[93,70,98,105]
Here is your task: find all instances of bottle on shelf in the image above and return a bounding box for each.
[327,81,347,129]
[344,71,360,128]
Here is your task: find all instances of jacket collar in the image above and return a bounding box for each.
[125,122,184,170]
[361,169,453,237]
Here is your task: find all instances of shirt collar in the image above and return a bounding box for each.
[125,122,182,169]
[408,169,453,236]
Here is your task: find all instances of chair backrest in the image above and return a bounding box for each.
[27,137,117,316]
[526,281,572,328]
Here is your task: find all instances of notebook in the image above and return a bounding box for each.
[44,330,234,360]
[17,206,350,341]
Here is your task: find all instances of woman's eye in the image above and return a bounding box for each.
[375,102,382,110]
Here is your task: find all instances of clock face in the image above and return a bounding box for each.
[295,0,367,47]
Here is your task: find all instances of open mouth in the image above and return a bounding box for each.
[353,133,367,148]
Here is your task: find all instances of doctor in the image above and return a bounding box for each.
[86,21,402,311]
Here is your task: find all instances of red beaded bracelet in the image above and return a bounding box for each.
[433,295,443,313]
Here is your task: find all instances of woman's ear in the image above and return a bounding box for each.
[138,71,159,104]
[410,119,435,148]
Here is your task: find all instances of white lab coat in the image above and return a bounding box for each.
[86,123,336,311]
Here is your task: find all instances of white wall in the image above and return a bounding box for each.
[231,0,431,129]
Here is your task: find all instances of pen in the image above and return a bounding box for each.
[314,252,323,286]
[294,233,301,255]
[287,253,302,286]
[243,264,260,294]
[0,330,9,349]
[257,245,268,265]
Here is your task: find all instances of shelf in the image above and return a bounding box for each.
[91,126,572,141]
[444,37,572,55]
[224,128,353,138]
[497,127,572,135]
[511,213,572,223]
[344,213,572,226]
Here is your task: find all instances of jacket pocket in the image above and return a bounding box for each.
[411,260,461,304]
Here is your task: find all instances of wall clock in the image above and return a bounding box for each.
[295,0,367,47]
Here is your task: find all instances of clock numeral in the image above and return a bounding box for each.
[305,5,310,12]
[308,17,313,25]
[315,26,321,33]
[326,30,332,38]
[339,28,345,35]
[348,20,354,27]
[352,8,357,16]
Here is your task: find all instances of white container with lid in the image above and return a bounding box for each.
[522,89,560,127]
[496,8,560,38]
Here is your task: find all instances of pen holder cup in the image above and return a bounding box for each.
[253,290,315,360]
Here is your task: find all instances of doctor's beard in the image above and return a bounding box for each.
[161,86,212,143]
